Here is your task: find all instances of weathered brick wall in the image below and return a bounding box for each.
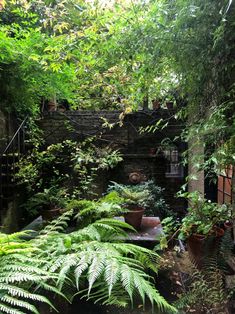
[38,109,186,212]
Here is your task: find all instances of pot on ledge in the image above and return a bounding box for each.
[124,205,145,230]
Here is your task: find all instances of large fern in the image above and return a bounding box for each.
[35,213,177,313]
[0,211,177,313]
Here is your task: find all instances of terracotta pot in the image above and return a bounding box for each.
[47,101,57,112]
[166,101,174,109]
[41,207,61,221]
[187,234,206,268]
[224,221,233,230]
[187,227,225,269]
[124,205,145,230]
[152,100,161,110]
[212,225,224,237]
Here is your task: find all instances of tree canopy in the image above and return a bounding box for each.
[0,0,234,168]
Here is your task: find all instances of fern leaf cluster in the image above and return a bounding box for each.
[34,214,176,313]
[0,231,62,314]
[0,211,177,313]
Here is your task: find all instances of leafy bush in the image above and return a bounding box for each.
[24,187,67,216]
[65,197,127,228]
[108,180,170,217]
[108,181,151,208]
[16,139,123,216]
[138,180,171,218]
[179,191,233,239]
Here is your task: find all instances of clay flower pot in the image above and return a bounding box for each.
[224,221,233,230]
[212,225,225,237]
[187,226,225,269]
[47,100,57,112]
[152,100,161,110]
[124,205,145,230]
[41,207,61,221]
[187,233,206,268]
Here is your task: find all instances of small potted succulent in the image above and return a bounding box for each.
[108,182,151,230]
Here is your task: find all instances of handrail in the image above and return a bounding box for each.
[2,116,28,155]
[0,116,29,213]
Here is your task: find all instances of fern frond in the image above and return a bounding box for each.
[0,272,51,284]
[0,231,33,244]
[1,296,39,314]
[74,253,93,289]
[40,210,74,236]
[0,283,48,302]
[0,302,25,314]
[57,253,79,289]
[104,258,120,296]
[49,255,68,272]
[88,255,106,294]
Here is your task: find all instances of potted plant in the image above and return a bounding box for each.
[108,182,151,230]
[178,192,233,239]
[159,192,233,267]
[26,187,66,220]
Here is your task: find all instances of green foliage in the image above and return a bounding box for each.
[108,182,151,208]
[157,191,233,248]
[0,231,62,314]
[65,197,127,228]
[108,180,169,217]
[16,139,123,216]
[178,192,233,239]
[25,187,67,216]
[34,211,176,313]
[16,140,76,193]
[174,261,227,313]
[138,180,170,218]
[0,210,177,313]
[100,191,125,206]
[72,142,123,197]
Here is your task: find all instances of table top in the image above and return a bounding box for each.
[117,216,163,242]
[23,216,163,243]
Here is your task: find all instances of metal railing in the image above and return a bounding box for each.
[0,116,28,212]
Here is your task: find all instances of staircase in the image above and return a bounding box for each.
[0,117,28,218]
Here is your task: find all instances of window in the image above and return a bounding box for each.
[163,147,183,178]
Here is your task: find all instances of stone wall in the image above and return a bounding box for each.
[38,109,186,213]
